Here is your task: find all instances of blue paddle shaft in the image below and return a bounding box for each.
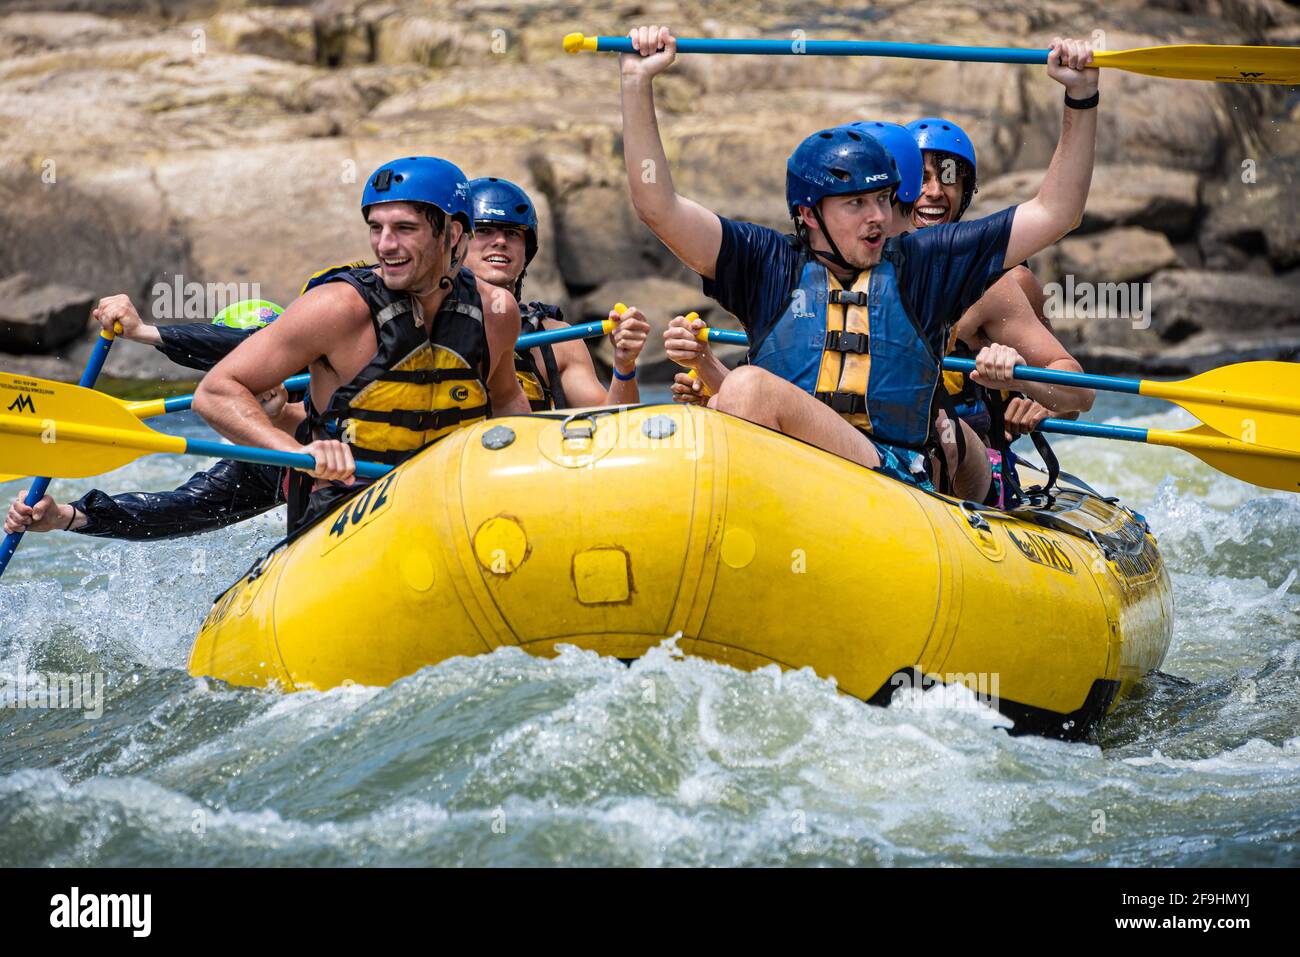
[0,333,116,575]
[518,320,612,348]
[705,328,749,346]
[941,356,1143,394]
[1038,418,1150,442]
[596,35,1050,64]
[183,438,391,480]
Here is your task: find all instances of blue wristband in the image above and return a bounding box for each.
[613,365,636,381]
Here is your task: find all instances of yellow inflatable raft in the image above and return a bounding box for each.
[188,405,1173,739]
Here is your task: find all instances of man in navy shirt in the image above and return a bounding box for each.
[619,25,1100,500]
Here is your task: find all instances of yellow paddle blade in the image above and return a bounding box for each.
[1139,361,1300,454]
[1146,422,1300,493]
[0,373,185,480]
[0,474,23,484]
[1093,44,1300,85]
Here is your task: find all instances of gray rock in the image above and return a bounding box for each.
[1200,155,1300,270]
[1145,327,1300,374]
[1147,268,1300,339]
[1084,165,1201,238]
[207,7,316,65]
[967,164,1201,238]
[551,185,695,293]
[1052,268,1300,355]
[1057,227,1180,284]
[0,273,95,353]
[0,165,198,310]
[1076,329,1300,376]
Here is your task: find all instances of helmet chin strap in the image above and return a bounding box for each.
[402,223,462,299]
[807,203,860,274]
[437,229,463,291]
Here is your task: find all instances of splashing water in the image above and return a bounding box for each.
[1,400,1297,866]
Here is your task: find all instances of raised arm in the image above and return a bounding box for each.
[1004,37,1099,267]
[621,25,724,278]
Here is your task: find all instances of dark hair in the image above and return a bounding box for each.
[362,202,448,236]
[422,205,447,235]
[925,150,978,217]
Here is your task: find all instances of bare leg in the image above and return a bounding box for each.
[711,365,881,468]
[936,410,993,502]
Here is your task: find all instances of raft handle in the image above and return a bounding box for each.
[1087,529,1118,562]
[560,411,599,441]
[959,502,991,532]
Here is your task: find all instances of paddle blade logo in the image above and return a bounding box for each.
[6,393,35,414]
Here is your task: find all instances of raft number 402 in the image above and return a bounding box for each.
[326,471,399,544]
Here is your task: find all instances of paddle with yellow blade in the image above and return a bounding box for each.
[1034,416,1300,493]
[0,314,630,485]
[680,325,1300,492]
[0,307,634,485]
[941,357,1300,454]
[0,329,117,574]
[0,372,391,490]
[564,34,1300,85]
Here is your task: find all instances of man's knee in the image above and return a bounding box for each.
[713,364,770,413]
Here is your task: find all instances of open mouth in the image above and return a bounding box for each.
[484,254,512,267]
[862,229,884,249]
[912,204,949,226]
[381,256,411,270]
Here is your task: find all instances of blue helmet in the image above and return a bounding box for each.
[786,126,900,217]
[361,156,473,233]
[845,121,924,205]
[469,176,539,265]
[906,117,978,217]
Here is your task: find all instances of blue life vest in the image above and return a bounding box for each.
[748,248,939,449]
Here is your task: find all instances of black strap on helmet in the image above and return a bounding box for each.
[806,203,861,274]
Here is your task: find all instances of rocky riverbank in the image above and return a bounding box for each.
[1,0,1297,381]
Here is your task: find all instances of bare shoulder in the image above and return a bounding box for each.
[475,276,519,327]
[281,280,370,330]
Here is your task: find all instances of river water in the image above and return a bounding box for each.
[2,394,1297,866]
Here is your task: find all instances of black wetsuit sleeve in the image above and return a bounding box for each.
[69,460,285,541]
[154,324,258,372]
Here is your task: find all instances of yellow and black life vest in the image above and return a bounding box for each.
[813,270,876,430]
[302,263,491,466]
[514,300,567,411]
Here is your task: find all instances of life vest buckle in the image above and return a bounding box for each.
[816,390,867,415]
[828,289,869,307]
[824,330,869,354]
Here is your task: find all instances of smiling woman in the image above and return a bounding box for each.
[908,116,979,226]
